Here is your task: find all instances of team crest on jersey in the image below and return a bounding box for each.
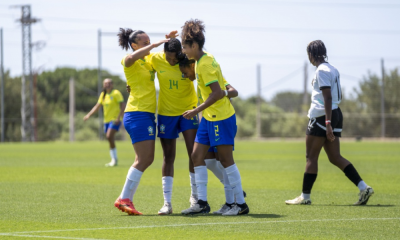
[160,124,166,134]
[148,126,154,136]
[110,96,113,100]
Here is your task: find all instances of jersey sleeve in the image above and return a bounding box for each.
[200,64,219,86]
[114,90,124,102]
[316,67,332,90]
[222,77,229,86]
[97,92,104,104]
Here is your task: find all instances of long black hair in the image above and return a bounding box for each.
[181,19,206,49]
[164,38,185,61]
[118,28,146,51]
[307,40,328,63]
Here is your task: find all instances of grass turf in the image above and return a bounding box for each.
[0,140,399,239]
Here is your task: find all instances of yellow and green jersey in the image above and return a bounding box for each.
[122,53,156,113]
[198,77,229,105]
[97,89,124,123]
[195,52,235,121]
[150,52,197,116]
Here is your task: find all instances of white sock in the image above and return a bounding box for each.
[194,166,208,202]
[189,172,197,196]
[120,167,143,201]
[225,164,245,204]
[357,180,368,191]
[162,176,173,203]
[217,161,234,204]
[109,148,118,162]
[205,158,224,184]
[301,192,311,200]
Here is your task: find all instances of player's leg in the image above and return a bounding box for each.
[286,115,327,205]
[115,112,156,215]
[105,122,120,167]
[182,128,199,207]
[157,115,180,215]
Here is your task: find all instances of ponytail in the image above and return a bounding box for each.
[118,28,146,51]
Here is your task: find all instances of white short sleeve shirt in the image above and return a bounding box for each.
[307,63,342,119]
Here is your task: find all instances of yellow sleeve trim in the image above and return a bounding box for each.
[205,80,218,86]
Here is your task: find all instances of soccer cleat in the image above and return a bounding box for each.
[189,194,198,207]
[354,186,374,205]
[222,203,250,216]
[114,197,124,212]
[182,200,210,215]
[158,202,173,215]
[285,195,312,205]
[213,203,233,214]
[105,159,117,167]
[118,198,142,215]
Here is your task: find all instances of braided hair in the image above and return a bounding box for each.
[307,40,328,63]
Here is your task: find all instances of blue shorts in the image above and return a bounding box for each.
[195,114,237,148]
[157,114,199,139]
[208,146,235,152]
[104,121,121,133]
[124,111,156,144]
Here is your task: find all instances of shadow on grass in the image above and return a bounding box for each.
[313,204,395,207]
[120,213,284,218]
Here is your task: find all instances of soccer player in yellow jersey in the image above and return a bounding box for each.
[179,56,248,215]
[180,19,249,216]
[83,78,124,167]
[113,28,168,216]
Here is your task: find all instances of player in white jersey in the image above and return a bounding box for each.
[285,40,374,206]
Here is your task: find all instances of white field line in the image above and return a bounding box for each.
[0,217,399,237]
[0,234,108,240]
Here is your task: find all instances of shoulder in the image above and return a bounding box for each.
[198,53,218,70]
[112,89,122,95]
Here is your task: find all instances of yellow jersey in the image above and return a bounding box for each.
[122,53,156,113]
[150,52,197,116]
[198,77,229,105]
[195,52,235,121]
[97,89,124,123]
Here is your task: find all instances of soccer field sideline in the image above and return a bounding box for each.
[1,141,399,239]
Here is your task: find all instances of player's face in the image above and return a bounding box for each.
[308,52,317,66]
[165,51,179,66]
[182,43,196,59]
[131,34,151,55]
[179,64,195,81]
[103,80,113,90]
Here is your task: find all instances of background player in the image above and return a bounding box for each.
[285,40,374,206]
[83,78,124,167]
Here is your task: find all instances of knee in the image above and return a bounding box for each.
[106,134,112,141]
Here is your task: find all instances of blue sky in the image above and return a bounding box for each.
[1,0,399,99]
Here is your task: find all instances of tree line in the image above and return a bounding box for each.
[1,67,399,141]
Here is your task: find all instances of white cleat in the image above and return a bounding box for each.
[181,200,210,215]
[213,203,233,214]
[285,195,312,205]
[158,202,173,215]
[354,186,374,205]
[105,159,117,167]
[222,203,249,216]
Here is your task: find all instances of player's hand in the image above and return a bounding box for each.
[326,124,335,142]
[126,85,131,93]
[165,30,179,39]
[114,119,121,125]
[183,109,198,120]
[152,39,170,48]
[83,115,90,121]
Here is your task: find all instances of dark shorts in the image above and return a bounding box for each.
[124,111,156,144]
[306,108,343,137]
[104,121,121,133]
[157,114,199,139]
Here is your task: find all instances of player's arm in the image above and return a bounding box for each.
[183,82,223,119]
[115,102,125,124]
[83,103,101,121]
[322,88,335,142]
[225,84,238,98]
[124,39,169,68]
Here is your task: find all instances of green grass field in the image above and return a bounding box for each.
[0,140,399,239]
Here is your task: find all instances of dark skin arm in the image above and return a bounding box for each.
[183,82,224,119]
[322,88,335,142]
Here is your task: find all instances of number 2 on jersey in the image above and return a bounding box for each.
[169,80,178,89]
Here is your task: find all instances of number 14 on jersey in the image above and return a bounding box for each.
[169,80,178,89]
